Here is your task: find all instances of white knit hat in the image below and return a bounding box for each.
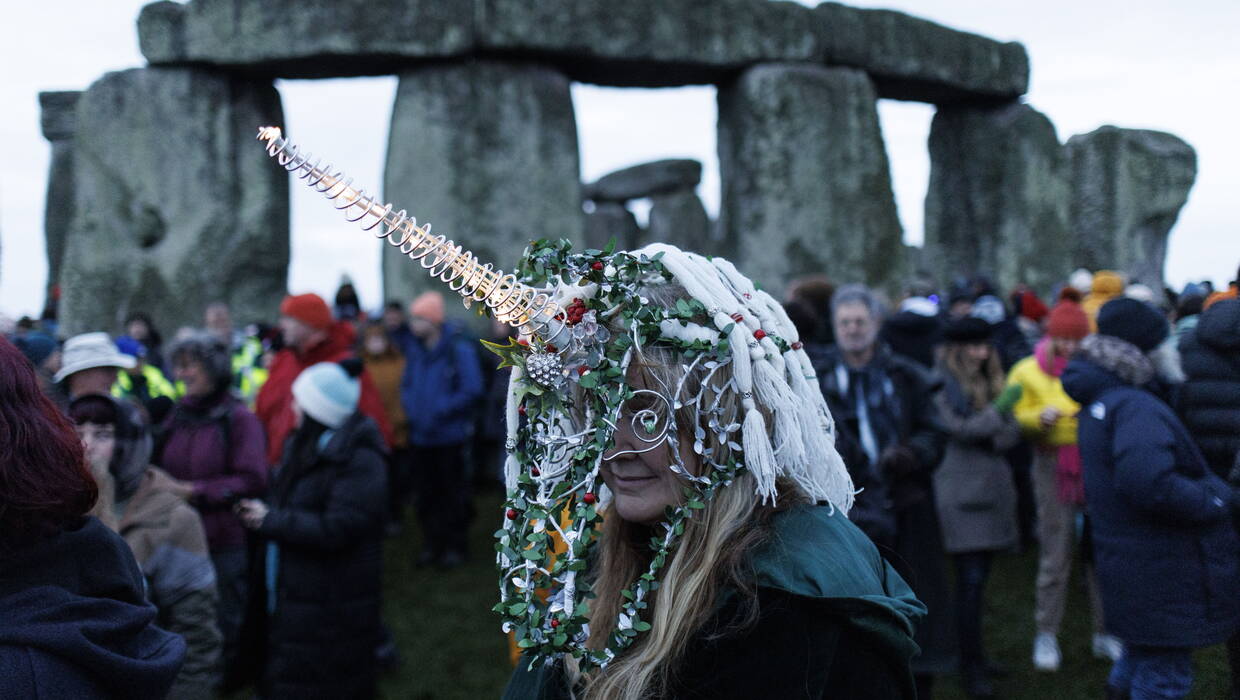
[292,362,360,429]
[54,332,136,383]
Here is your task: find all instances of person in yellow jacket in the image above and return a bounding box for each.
[1006,290,1122,672]
[1081,270,1125,332]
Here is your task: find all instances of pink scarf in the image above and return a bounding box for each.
[1035,336,1068,377]
[1056,445,1085,505]
[1035,337,1084,504]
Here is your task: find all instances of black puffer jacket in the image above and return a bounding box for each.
[1177,298,1240,481]
[258,412,388,699]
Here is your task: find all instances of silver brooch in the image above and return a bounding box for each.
[525,351,564,388]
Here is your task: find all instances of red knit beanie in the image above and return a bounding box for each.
[1046,295,1089,340]
[1018,291,1049,322]
[280,293,333,330]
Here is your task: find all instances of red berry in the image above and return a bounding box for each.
[506,508,519,520]
[517,338,529,347]
[583,492,597,505]
[791,341,803,350]
[518,405,527,416]
[753,329,767,340]
[531,467,540,476]
[577,365,588,376]
[591,261,604,271]
[550,618,560,629]
[545,343,557,353]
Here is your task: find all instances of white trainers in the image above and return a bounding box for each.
[1033,632,1061,671]
[1092,633,1124,662]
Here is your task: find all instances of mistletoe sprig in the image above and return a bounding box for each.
[490,238,756,671]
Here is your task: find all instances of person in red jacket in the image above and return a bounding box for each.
[255,293,392,466]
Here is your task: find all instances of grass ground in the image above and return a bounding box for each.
[368,490,1230,699]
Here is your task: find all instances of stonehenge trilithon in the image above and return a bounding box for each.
[138,0,1027,101]
[59,67,288,337]
[45,0,1199,333]
[925,103,1071,296]
[383,61,582,314]
[1066,126,1197,289]
[718,64,904,295]
[39,91,82,304]
[582,159,710,254]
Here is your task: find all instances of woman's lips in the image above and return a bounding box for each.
[605,461,658,488]
[612,473,656,483]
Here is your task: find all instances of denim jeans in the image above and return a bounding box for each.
[1108,645,1193,699]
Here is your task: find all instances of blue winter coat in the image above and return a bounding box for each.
[1062,356,1240,648]
[397,322,485,447]
[0,517,186,699]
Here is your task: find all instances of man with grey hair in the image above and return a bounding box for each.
[812,283,952,698]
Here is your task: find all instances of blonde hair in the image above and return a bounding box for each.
[939,342,1005,410]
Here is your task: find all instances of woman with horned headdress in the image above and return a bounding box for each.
[494,242,925,700]
[253,127,926,700]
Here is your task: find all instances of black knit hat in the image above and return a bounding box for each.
[1097,297,1168,352]
[943,316,993,343]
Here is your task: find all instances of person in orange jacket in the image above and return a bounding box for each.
[255,293,392,466]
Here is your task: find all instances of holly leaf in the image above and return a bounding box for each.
[480,336,527,370]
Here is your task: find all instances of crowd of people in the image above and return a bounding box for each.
[2,258,1239,699]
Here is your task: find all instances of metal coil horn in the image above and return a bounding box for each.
[255,126,566,345]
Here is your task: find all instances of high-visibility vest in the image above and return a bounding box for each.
[112,363,182,403]
[232,336,269,407]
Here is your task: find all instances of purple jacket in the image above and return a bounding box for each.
[156,391,268,551]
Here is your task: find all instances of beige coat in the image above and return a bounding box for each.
[932,380,1023,554]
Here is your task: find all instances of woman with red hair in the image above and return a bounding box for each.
[0,337,185,698]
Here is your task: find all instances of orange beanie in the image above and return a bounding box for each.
[280,293,333,330]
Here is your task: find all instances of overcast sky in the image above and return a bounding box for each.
[2,1,1236,319]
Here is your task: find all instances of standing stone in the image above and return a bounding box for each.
[1065,126,1196,288]
[648,190,711,253]
[584,202,642,251]
[61,68,288,337]
[39,91,82,304]
[384,61,582,313]
[924,102,1070,295]
[717,64,904,294]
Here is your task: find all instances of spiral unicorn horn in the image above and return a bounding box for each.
[255,126,566,344]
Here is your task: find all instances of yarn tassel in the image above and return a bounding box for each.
[742,406,779,504]
[753,360,804,466]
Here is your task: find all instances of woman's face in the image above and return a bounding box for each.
[76,422,116,475]
[1051,336,1080,358]
[126,319,150,341]
[174,358,213,398]
[600,374,695,525]
[965,342,992,368]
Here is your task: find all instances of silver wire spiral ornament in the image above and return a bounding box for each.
[254,126,568,345]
